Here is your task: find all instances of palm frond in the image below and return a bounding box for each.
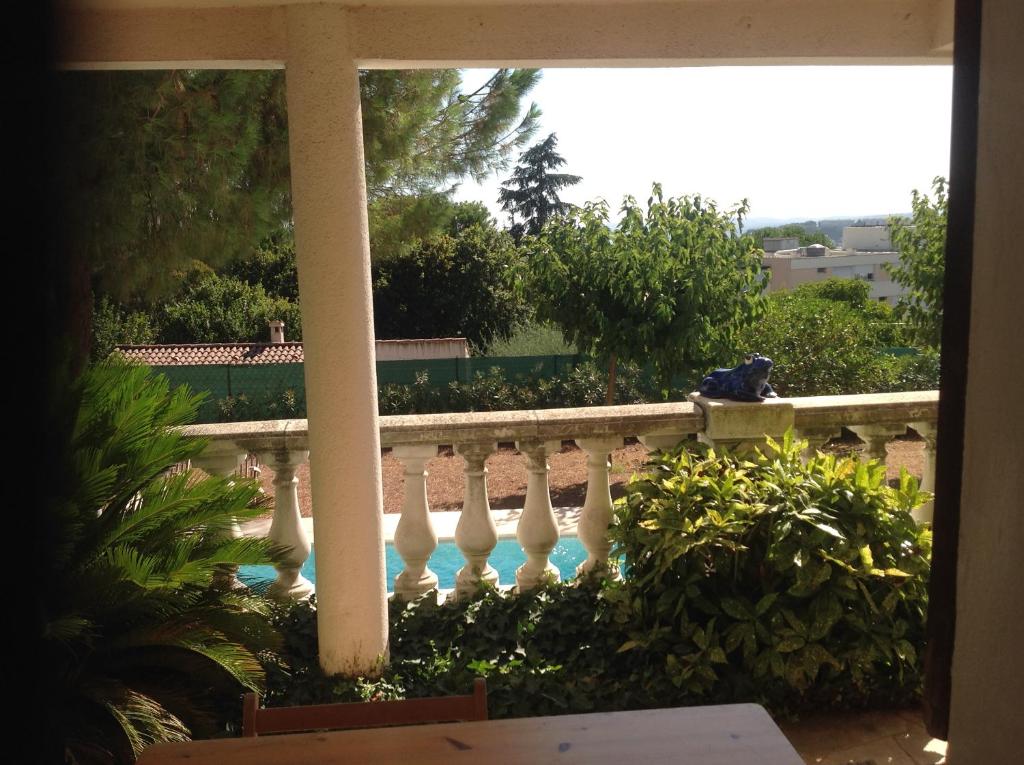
[47,360,283,762]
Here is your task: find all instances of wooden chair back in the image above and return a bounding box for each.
[242,678,488,737]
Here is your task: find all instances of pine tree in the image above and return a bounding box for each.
[58,68,541,356]
[497,133,582,240]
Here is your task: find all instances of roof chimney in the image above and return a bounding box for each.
[268,320,285,344]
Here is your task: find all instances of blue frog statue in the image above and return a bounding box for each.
[699,353,778,402]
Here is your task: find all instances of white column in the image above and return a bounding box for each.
[191,441,247,590]
[849,424,907,464]
[285,4,386,675]
[392,445,439,600]
[575,437,622,575]
[265,449,314,600]
[909,421,938,524]
[514,440,561,590]
[454,442,499,600]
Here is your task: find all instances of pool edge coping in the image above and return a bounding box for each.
[240,507,583,545]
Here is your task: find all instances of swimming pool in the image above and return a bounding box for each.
[238,536,590,592]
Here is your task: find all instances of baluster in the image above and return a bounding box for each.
[848,424,907,464]
[794,428,841,462]
[453,442,499,600]
[909,421,938,523]
[264,449,314,600]
[514,440,561,591]
[191,441,247,590]
[392,444,439,599]
[575,437,623,576]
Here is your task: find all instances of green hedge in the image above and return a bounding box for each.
[261,434,930,719]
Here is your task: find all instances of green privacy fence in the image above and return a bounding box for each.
[375,354,585,385]
[162,355,585,423]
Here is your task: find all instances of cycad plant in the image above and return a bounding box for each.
[42,361,285,764]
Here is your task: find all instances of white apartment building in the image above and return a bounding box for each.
[761,225,906,304]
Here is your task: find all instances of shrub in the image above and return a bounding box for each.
[43,361,285,763]
[734,289,905,396]
[886,349,941,392]
[611,433,930,711]
[217,386,306,422]
[266,433,930,718]
[483,321,578,356]
[374,362,653,417]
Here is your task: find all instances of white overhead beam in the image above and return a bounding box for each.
[57,0,951,70]
[351,0,951,68]
[932,0,955,52]
[57,6,287,70]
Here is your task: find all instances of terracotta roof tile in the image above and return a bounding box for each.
[115,343,305,366]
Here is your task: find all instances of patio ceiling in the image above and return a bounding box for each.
[59,0,953,70]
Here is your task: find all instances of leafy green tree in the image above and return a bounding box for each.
[92,296,158,360]
[373,220,528,348]
[791,277,870,306]
[524,184,765,402]
[734,286,903,396]
[886,177,948,348]
[58,70,292,303]
[225,234,300,302]
[790,278,906,347]
[60,68,540,356]
[368,196,497,261]
[746,223,835,249]
[498,133,582,240]
[158,269,303,344]
[42,361,284,762]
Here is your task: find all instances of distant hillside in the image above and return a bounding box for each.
[744,214,911,245]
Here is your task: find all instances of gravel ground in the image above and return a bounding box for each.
[252,433,926,518]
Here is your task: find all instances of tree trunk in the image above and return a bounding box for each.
[605,353,617,405]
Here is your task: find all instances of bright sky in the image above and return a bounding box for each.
[452,66,953,226]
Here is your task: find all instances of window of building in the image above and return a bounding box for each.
[817,267,827,273]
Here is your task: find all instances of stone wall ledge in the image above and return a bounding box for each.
[791,391,939,431]
[180,392,939,452]
[182,401,706,450]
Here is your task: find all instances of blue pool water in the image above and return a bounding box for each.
[239,536,589,592]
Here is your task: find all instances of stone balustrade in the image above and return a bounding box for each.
[180,391,938,602]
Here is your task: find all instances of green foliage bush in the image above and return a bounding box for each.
[746,223,836,249]
[734,280,908,396]
[265,435,929,719]
[217,386,306,422]
[483,320,578,357]
[375,362,650,416]
[611,434,930,710]
[886,349,941,391]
